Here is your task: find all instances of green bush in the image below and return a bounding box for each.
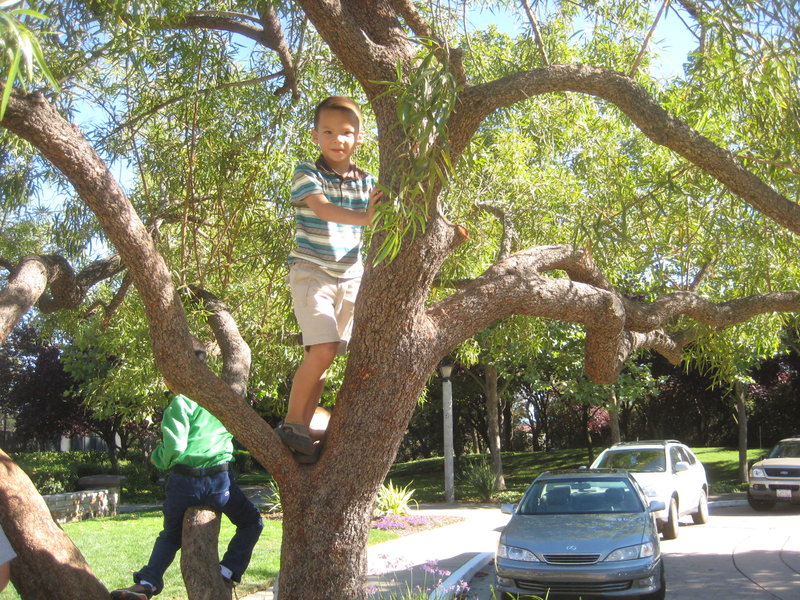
[493,490,522,504]
[264,478,282,513]
[12,451,110,495]
[120,460,161,495]
[26,463,79,495]
[375,480,418,515]
[233,449,255,473]
[461,457,497,502]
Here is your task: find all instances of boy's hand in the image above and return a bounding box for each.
[367,187,383,223]
[369,187,383,206]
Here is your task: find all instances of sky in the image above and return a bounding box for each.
[466,2,697,80]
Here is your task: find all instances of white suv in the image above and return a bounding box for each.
[591,440,709,539]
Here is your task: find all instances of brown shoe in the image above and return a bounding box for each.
[275,421,315,455]
[110,584,156,600]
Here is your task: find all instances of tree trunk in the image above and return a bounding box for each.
[276,490,374,600]
[484,365,506,491]
[735,381,749,483]
[181,508,231,600]
[503,398,513,449]
[0,448,108,600]
[609,387,621,443]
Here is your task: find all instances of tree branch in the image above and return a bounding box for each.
[452,64,800,235]
[630,0,670,77]
[520,0,550,65]
[0,89,292,478]
[387,0,466,86]
[150,7,298,98]
[114,73,285,135]
[187,286,251,400]
[426,244,799,383]
[0,256,48,344]
[477,203,518,260]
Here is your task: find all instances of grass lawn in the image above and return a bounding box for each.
[385,446,760,503]
[0,512,400,600]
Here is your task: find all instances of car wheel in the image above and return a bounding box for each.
[639,563,666,600]
[747,492,776,512]
[692,489,709,524]
[662,497,679,540]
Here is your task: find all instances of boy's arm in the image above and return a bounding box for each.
[151,396,192,470]
[305,187,382,225]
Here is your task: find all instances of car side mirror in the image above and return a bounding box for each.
[648,500,666,512]
[501,503,516,515]
[673,461,690,473]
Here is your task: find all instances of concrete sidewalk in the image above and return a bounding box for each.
[239,502,510,600]
[239,493,747,600]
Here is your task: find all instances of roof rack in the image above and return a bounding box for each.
[611,440,681,447]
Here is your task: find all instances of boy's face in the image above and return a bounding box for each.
[312,107,363,171]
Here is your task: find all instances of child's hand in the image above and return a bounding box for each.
[366,187,383,224]
[369,187,383,206]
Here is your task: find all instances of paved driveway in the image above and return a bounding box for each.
[465,503,800,599]
[662,503,800,599]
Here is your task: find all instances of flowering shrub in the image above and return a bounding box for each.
[372,514,433,531]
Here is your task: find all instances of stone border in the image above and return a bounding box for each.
[43,488,118,523]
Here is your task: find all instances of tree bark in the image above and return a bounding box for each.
[484,365,506,491]
[609,387,621,444]
[735,381,749,483]
[0,257,48,344]
[0,448,108,600]
[181,508,231,600]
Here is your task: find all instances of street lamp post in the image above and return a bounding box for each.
[439,360,455,504]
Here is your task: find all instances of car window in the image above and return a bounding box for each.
[670,447,683,468]
[595,449,665,472]
[679,446,697,464]
[769,441,800,458]
[517,479,643,515]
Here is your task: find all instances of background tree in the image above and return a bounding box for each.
[0,1,799,599]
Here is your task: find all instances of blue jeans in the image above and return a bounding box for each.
[134,470,263,594]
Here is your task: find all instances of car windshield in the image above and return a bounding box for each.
[768,441,800,458]
[595,449,666,472]
[517,478,644,515]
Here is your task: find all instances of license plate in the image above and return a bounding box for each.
[777,489,792,499]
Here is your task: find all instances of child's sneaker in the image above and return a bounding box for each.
[110,583,156,599]
[275,421,315,455]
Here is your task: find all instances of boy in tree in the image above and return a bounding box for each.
[111,347,263,599]
[276,96,382,463]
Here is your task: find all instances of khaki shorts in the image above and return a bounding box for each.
[288,263,360,354]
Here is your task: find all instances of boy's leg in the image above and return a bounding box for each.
[129,474,200,594]
[285,341,338,427]
[218,476,264,583]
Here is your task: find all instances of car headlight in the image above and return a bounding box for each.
[498,544,540,562]
[605,542,656,562]
[750,466,766,478]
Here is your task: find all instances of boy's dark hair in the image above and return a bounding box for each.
[313,96,363,129]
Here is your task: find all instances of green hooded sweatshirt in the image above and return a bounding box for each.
[151,394,233,471]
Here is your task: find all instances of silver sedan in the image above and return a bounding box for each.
[495,469,666,599]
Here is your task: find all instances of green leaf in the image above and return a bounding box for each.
[0,46,20,119]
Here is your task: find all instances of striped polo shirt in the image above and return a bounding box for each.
[288,157,376,278]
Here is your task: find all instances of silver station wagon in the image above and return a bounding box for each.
[495,469,666,599]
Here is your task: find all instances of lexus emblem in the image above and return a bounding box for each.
[566,545,577,551]
[780,471,789,475]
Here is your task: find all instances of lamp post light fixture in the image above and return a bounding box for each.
[439,359,455,504]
